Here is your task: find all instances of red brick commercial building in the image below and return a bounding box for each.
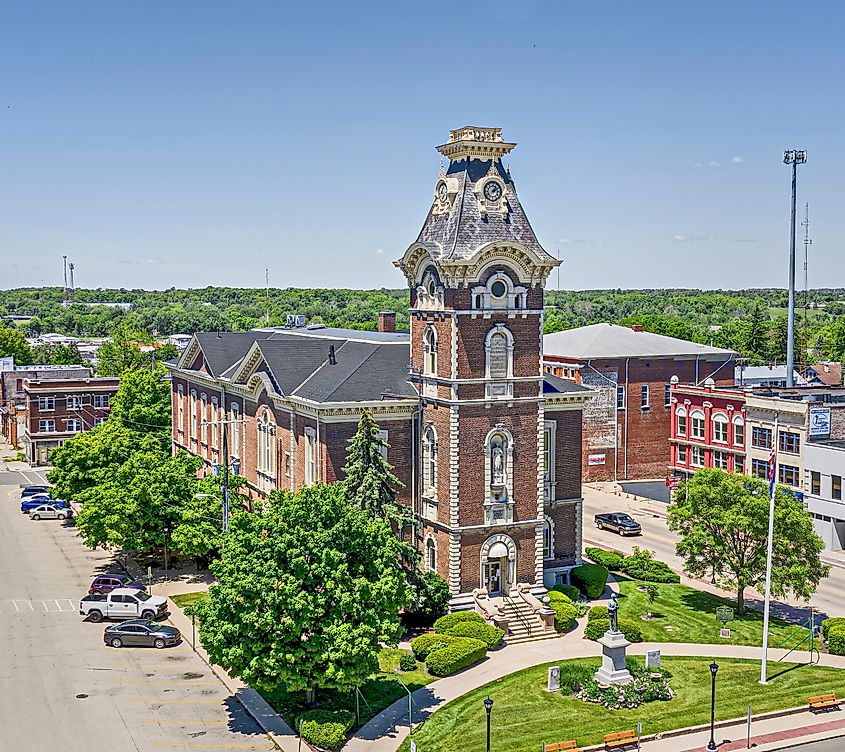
[669,382,747,477]
[1,364,102,448]
[170,127,592,611]
[22,375,119,465]
[543,323,736,482]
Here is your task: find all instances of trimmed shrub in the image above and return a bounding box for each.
[828,626,845,656]
[407,570,451,623]
[425,637,487,676]
[571,563,609,599]
[618,618,643,643]
[410,633,457,661]
[620,547,680,583]
[822,617,845,640]
[445,621,504,649]
[587,605,609,622]
[433,611,485,634]
[297,709,355,751]
[398,651,417,671]
[585,546,625,570]
[550,583,581,601]
[549,599,578,632]
[584,618,610,641]
[584,617,642,643]
[547,590,571,604]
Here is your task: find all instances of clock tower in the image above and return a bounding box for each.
[396,127,584,607]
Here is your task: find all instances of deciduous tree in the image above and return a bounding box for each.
[0,323,32,363]
[667,468,828,614]
[197,483,408,700]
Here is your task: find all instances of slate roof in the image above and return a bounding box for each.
[185,328,415,404]
[194,331,274,377]
[543,373,592,394]
[544,323,736,360]
[416,158,553,262]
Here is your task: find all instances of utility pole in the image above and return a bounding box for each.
[783,150,807,387]
[203,416,245,531]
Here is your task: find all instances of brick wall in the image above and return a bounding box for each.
[550,409,582,500]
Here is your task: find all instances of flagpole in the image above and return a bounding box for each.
[760,414,779,684]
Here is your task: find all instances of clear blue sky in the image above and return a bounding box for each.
[2,1,843,292]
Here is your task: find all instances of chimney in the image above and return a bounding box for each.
[328,345,337,366]
[631,324,644,333]
[378,311,396,333]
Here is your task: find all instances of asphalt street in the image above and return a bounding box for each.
[583,486,845,624]
[0,465,273,751]
[784,740,845,751]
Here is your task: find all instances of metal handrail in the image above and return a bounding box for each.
[503,594,532,636]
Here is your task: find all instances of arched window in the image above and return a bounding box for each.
[211,397,219,454]
[690,409,705,440]
[485,325,513,381]
[426,537,436,572]
[177,385,184,433]
[190,390,197,439]
[257,410,275,476]
[712,413,728,443]
[543,516,554,560]
[676,406,687,436]
[231,403,240,458]
[423,426,437,496]
[423,326,437,376]
[732,415,745,447]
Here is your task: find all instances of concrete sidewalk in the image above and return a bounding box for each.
[343,639,845,752]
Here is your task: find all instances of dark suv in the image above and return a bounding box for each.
[88,574,146,595]
[20,485,51,499]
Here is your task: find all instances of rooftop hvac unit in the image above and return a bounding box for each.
[295,315,306,328]
[286,315,296,327]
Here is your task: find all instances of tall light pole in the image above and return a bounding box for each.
[783,149,807,387]
[707,661,719,750]
[483,696,493,752]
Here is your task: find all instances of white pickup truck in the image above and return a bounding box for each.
[79,587,168,622]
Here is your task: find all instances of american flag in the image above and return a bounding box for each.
[768,434,777,500]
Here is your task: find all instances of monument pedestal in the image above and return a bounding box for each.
[594,630,633,685]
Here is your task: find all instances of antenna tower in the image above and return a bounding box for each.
[264,268,271,326]
[801,203,812,372]
[62,255,68,303]
[68,263,75,303]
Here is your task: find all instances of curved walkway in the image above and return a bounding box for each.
[343,635,845,752]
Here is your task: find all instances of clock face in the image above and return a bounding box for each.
[483,180,502,202]
[436,182,448,202]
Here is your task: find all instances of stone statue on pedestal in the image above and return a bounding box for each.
[608,592,619,633]
[594,590,633,686]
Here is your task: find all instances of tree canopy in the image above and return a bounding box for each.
[197,483,408,698]
[667,468,829,614]
[0,323,32,363]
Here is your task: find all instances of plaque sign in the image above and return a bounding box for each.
[547,665,561,692]
[646,650,661,670]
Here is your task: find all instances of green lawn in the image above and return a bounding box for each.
[400,656,845,752]
[614,578,817,649]
[260,648,435,731]
[170,591,210,612]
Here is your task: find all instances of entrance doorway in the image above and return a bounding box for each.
[483,558,505,595]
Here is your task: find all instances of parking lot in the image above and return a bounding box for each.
[0,465,276,751]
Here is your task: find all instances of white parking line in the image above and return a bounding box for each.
[2,598,78,615]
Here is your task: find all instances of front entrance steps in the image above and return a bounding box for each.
[449,585,559,645]
[498,595,558,644]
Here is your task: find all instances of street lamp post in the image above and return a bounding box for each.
[707,661,719,751]
[484,696,493,752]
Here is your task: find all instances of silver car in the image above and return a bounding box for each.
[28,504,72,521]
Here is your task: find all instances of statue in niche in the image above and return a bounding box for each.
[491,443,506,486]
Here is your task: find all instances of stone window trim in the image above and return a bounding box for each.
[690,408,705,440]
[543,514,555,560]
[230,403,241,460]
[177,385,184,433]
[675,406,687,436]
[712,412,729,444]
[423,326,438,376]
[416,270,445,311]
[732,414,745,447]
[256,408,276,479]
[484,324,515,380]
[304,426,317,486]
[190,390,198,440]
[471,272,528,311]
[484,424,514,504]
[542,420,556,501]
[422,424,438,500]
[425,534,437,573]
[200,393,209,449]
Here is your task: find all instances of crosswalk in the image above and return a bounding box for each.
[0,598,77,614]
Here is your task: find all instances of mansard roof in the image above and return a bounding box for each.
[415,157,551,262]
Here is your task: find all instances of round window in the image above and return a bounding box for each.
[491,280,507,298]
[427,278,436,296]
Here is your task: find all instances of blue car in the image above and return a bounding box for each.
[20,496,68,514]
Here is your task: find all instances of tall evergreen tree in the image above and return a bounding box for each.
[745,300,768,358]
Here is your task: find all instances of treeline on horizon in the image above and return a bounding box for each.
[2,286,845,365]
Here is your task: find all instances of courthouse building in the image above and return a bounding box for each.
[169,127,592,611]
